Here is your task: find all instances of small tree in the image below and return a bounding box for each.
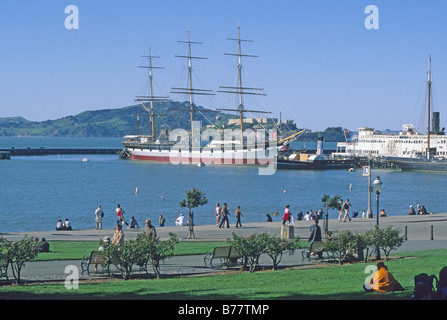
[180,188,208,239]
[262,233,301,270]
[137,232,179,278]
[228,233,265,272]
[103,239,144,280]
[363,228,378,262]
[375,226,404,260]
[0,236,39,284]
[323,230,357,265]
[321,194,342,236]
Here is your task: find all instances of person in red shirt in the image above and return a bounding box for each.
[282,205,291,225]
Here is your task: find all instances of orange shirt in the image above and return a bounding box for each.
[370,267,402,292]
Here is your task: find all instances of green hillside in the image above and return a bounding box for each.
[0,101,231,138]
[0,101,349,142]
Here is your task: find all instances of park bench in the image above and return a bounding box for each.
[301,241,332,262]
[81,251,110,276]
[204,246,240,269]
[0,259,8,280]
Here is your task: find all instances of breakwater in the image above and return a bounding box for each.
[0,147,122,156]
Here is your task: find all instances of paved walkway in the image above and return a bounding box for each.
[1,213,446,282]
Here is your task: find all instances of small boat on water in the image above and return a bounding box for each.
[277,137,355,170]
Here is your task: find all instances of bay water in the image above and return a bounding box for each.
[1,137,446,233]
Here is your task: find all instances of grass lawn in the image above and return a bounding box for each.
[0,247,446,300]
[33,240,235,261]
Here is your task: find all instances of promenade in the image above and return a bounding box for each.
[1,213,446,282]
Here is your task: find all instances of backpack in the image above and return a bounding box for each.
[411,273,441,300]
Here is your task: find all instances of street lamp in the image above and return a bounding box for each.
[373,176,383,260]
[373,176,383,226]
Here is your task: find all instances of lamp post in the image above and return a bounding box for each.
[367,158,373,218]
[373,176,383,226]
[373,176,383,260]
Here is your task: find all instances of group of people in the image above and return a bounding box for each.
[214,203,243,228]
[56,218,72,231]
[31,236,50,253]
[279,205,326,226]
[94,204,140,231]
[409,203,430,215]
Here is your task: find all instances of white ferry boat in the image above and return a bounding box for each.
[334,57,447,172]
[334,121,447,159]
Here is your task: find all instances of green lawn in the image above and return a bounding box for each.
[33,240,233,261]
[1,248,446,300]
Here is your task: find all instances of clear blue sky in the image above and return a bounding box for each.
[1,0,446,132]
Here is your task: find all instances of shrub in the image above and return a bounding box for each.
[228,232,300,272]
[323,230,358,264]
[103,239,145,280]
[376,226,404,260]
[262,233,301,270]
[0,236,39,284]
[137,232,179,278]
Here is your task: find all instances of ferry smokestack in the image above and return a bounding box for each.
[432,112,440,134]
[316,137,324,156]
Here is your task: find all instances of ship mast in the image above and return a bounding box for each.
[217,24,271,147]
[135,45,169,139]
[170,27,215,145]
[427,55,432,158]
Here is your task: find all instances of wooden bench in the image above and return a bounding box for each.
[0,259,8,280]
[204,246,240,269]
[301,241,331,262]
[81,251,110,276]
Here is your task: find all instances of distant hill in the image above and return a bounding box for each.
[0,101,234,137]
[0,101,351,142]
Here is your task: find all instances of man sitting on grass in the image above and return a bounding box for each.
[364,262,405,293]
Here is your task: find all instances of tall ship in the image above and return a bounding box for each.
[333,56,447,172]
[122,26,302,166]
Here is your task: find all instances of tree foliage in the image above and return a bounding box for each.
[228,232,300,272]
[179,188,208,217]
[0,236,39,284]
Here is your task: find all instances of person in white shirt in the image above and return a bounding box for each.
[95,205,104,230]
[175,213,186,226]
[304,212,311,221]
[64,218,72,230]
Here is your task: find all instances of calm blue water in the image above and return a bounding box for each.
[1,137,446,233]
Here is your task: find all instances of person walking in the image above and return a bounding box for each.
[337,199,344,221]
[95,205,104,230]
[235,205,243,228]
[219,203,230,228]
[116,204,125,223]
[342,198,352,222]
[282,205,291,225]
[214,203,222,227]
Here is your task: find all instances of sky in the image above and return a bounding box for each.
[0,0,446,132]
